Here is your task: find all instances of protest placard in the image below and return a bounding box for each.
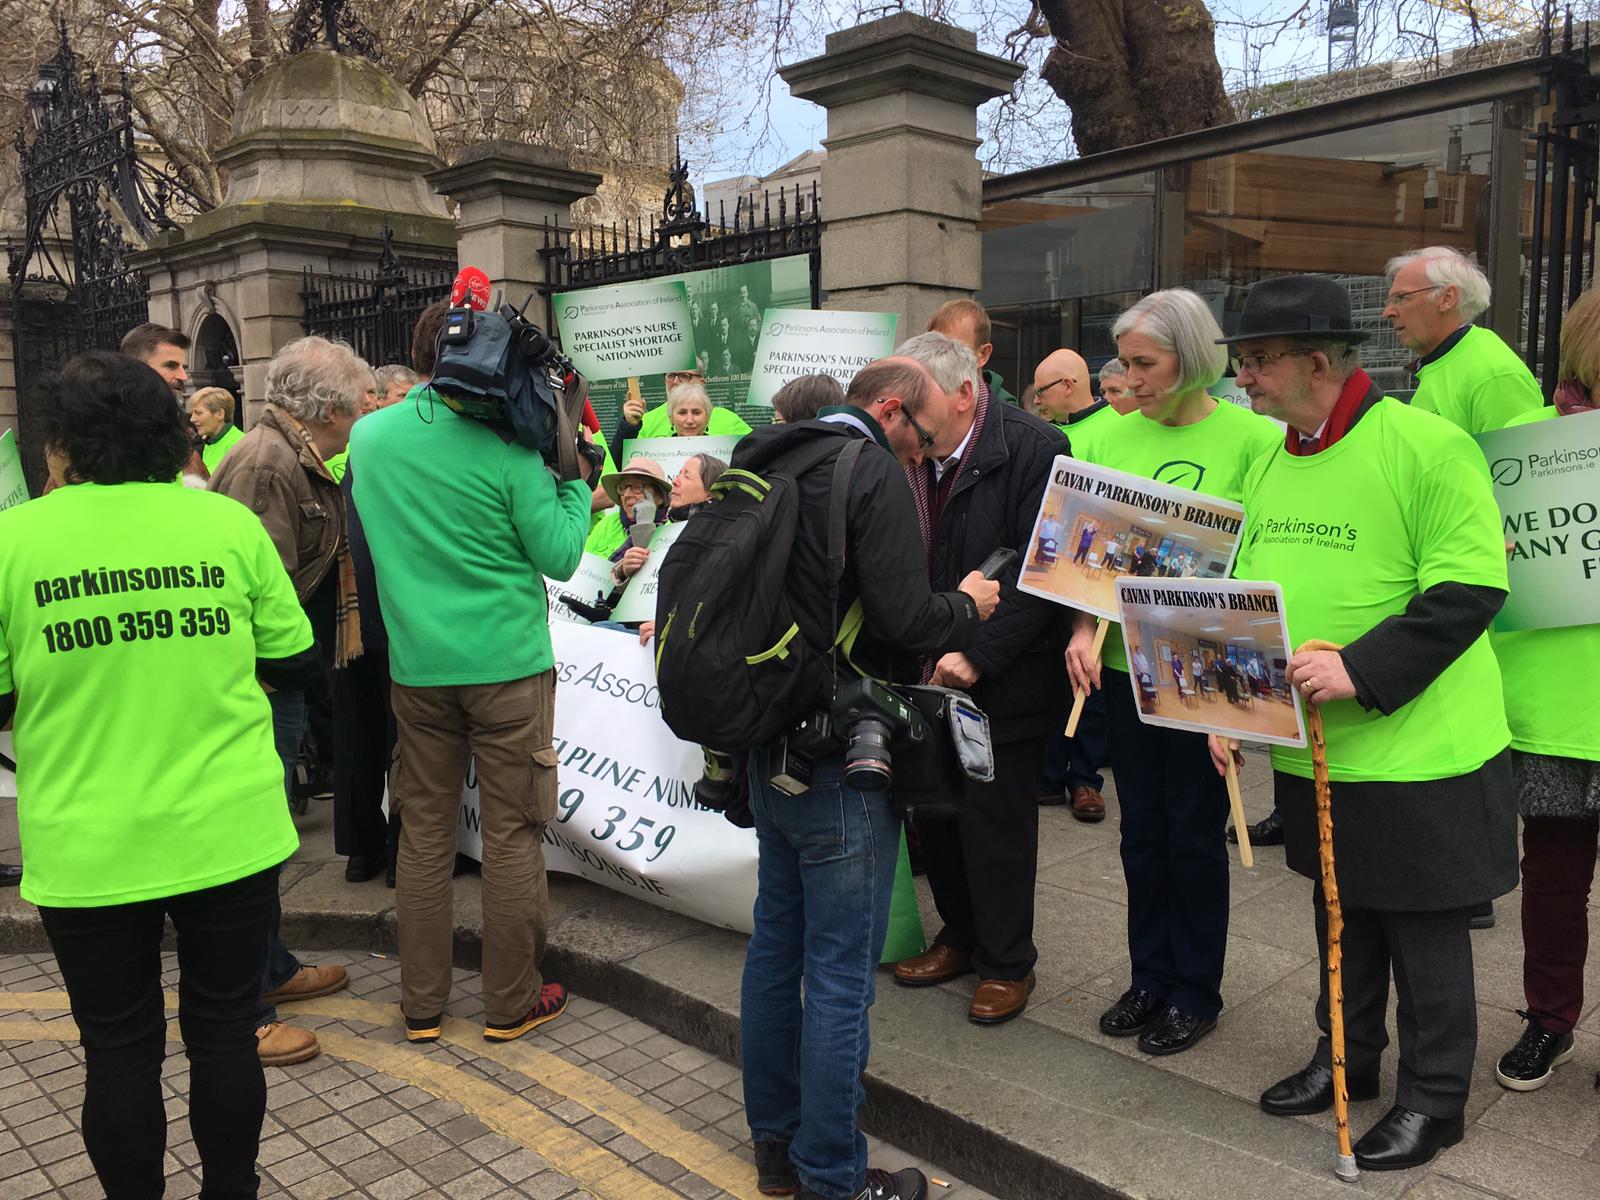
[610,520,688,624]
[457,623,757,932]
[745,309,898,405]
[1018,456,1247,620]
[1114,578,1306,747]
[620,435,742,482]
[0,431,28,512]
[545,553,619,625]
[1476,408,1600,631]
[554,279,697,381]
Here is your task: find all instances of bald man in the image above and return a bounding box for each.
[1033,349,1121,461]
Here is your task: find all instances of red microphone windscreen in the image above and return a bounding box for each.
[450,267,491,312]
[582,398,600,434]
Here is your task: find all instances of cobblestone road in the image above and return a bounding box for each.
[0,950,993,1200]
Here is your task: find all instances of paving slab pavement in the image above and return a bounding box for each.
[1,746,1597,1199]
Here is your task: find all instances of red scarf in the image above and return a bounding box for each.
[1286,368,1374,455]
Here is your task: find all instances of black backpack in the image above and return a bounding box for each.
[654,437,865,753]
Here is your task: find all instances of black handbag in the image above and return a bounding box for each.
[889,685,996,818]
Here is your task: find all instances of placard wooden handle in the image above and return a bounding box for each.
[1225,752,1252,869]
[1065,618,1109,737]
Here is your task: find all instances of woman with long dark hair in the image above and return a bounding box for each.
[0,351,317,1196]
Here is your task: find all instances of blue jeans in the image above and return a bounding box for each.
[740,745,900,1200]
[260,689,307,1026]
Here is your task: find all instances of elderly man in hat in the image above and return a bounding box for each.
[1215,275,1516,1171]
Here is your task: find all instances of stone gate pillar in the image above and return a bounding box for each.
[427,142,602,320]
[780,14,1021,332]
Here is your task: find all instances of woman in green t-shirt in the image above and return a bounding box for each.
[1491,288,1600,1093]
[0,353,317,1196]
[1065,288,1282,1057]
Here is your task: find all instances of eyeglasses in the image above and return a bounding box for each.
[1384,285,1440,307]
[873,397,936,449]
[1036,377,1072,395]
[1232,349,1319,375]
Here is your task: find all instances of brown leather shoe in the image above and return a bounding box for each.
[1071,786,1106,823]
[893,943,973,988]
[262,963,349,1005]
[256,1022,320,1067]
[968,972,1037,1025]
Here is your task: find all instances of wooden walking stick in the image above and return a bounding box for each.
[1298,637,1359,1182]
[1065,617,1108,737]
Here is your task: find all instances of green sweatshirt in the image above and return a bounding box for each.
[1411,325,1544,435]
[349,398,591,686]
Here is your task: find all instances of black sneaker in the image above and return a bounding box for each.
[754,1139,797,1196]
[857,1168,928,1200]
[404,1012,442,1044]
[1495,1012,1574,1091]
[484,982,568,1042]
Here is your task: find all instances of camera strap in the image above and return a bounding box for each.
[825,439,865,686]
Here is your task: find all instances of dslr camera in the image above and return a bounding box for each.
[431,297,605,483]
[770,678,927,796]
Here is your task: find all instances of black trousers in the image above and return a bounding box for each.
[39,866,279,1199]
[332,642,400,863]
[1043,684,1108,795]
[921,737,1045,980]
[1310,885,1477,1118]
[1104,668,1230,1019]
[302,574,338,779]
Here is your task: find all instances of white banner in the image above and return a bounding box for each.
[457,623,757,932]
[610,521,688,624]
[545,553,618,625]
[621,435,742,483]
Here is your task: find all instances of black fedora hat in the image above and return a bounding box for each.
[1215,274,1371,345]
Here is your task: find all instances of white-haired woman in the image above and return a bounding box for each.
[1065,288,1281,1056]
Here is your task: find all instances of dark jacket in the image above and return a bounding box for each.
[731,416,979,690]
[208,406,344,603]
[926,404,1072,740]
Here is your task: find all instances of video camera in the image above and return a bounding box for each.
[429,266,605,483]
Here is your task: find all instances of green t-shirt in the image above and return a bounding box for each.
[0,482,308,907]
[1076,399,1282,672]
[1412,325,1544,435]
[637,405,752,439]
[1061,401,1126,464]
[586,509,627,558]
[201,424,244,475]
[1489,407,1600,761]
[1235,399,1510,782]
[324,449,348,484]
[349,400,591,687]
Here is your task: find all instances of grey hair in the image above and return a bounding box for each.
[1097,359,1127,384]
[893,331,980,399]
[1290,339,1362,373]
[1112,289,1228,394]
[688,452,727,492]
[374,364,420,394]
[667,379,713,411]
[265,336,368,423]
[1384,246,1490,321]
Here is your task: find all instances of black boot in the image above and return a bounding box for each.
[754,1139,797,1196]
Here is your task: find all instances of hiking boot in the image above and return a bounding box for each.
[262,963,349,1005]
[753,1138,798,1195]
[256,1022,319,1067]
[1495,1012,1574,1091]
[484,982,568,1042]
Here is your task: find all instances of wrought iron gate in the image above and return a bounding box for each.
[300,223,457,367]
[6,20,207,494]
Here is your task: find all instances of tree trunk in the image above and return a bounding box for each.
[1037,0,1234,157]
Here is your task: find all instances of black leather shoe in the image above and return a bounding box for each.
[1260,1061,1381,1116]
[344,856,384,883]
[754,1138,797,1195]
[0,863,21,888]
[1228,809,1284,846]
[1137,1005,1216,1056]
[1353,1104,1464,1170]
[1467,900,1496,930]
[1098,987,1165,1037]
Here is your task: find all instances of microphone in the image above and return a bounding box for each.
[630,501,657,547]
[449,266,492,312]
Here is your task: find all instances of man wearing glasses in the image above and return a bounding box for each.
[729,355,1001,1200]
[1384,246,1543,437]
[889,331,1073,1025]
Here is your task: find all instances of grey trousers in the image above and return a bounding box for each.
[1310,884,1476,1118]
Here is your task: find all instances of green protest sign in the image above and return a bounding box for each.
[745,309,899,406]
[611,521,688,624]
[620,435,742,483]
[0,430,28,512]
[554,280,697,381]
[1477,408,1600,631]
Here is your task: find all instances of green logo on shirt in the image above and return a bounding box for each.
[1153,460,1206,489]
